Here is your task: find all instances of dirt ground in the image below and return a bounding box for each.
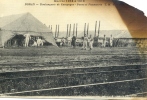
[0,46,146,72]
[0,46,146,63]
[0,46,144,56]
[0,46,147,96]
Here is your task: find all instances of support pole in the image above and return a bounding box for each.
[95,21,97,37]
[84,23,86,36]
[73,23,75,36]
[66,24,68,38]
[87,23,89,37]
[76,23,78,37]
[69,24,71,37]
[97,21,100,42]
[57,25,59,37]
[55,25,57,38]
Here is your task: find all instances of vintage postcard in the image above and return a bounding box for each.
[0,0,147,99]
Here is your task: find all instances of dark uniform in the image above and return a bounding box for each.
[71,36,76,48]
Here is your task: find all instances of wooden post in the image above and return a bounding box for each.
[69,24,71,37]
[55,25,57,38]
[73,23,75,36]
[95,21,97,37]
[76,23,78,37]
[66,24,68,38]
[57,25,59,37]
[84,23,86,36]
[87,23,89,37]
[97,21,100,42]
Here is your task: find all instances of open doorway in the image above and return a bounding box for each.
[5,35,53,47]
[6,35,25,47]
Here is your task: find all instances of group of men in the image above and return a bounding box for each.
[58,34,114,50]
[82,34,93,50]
[57,34,94,50]
[59,35,77,48]
[82,34,114,49]
[103,35,113,47]
[24,33,44,47]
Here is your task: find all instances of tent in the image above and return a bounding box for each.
[0,12,57,47]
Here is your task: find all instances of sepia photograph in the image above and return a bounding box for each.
[0,0,147,98]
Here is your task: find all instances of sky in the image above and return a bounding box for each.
[0,0,146,33]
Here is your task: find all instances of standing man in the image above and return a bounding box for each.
[67,36,72,46]
[24,33,31,47]
[71,35,76,48]
[82,34,88,50]
[110,35,113,47]
[89,35,94,50]
[103,35,106,47]
[60,37,65,47]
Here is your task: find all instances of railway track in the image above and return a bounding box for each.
[0,58,145,73]
[0,64,147,96]
[2,78,147,96]
[0,64,145,79]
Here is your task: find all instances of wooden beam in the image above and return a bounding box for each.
[73,23,75,36]
[87,23,89,37]
[76,23,78,37]
[55,25,57,38]
[97,21,100,43]
[95,21,97,37]
[66,24,68,37]
[69,24,71,37]
[57,25,59,37]
[84,23,86,36]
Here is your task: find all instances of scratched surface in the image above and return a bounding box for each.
[0,0,147,98]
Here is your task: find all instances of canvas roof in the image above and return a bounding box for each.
[0,13,56,47]
[0,13,51,32]
[0,13,24,28]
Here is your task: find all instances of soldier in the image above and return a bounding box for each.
[32,40,37,47]
[89,35,94,50]
[82,34,88,50]
[110,35,113,47]
[24,33,31,47]
[31,37,37,47]
[103,35,106,47]
[67,36,72,46]
[71,35,76,48]
[60,37,65,46]
[37,37,43,46]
